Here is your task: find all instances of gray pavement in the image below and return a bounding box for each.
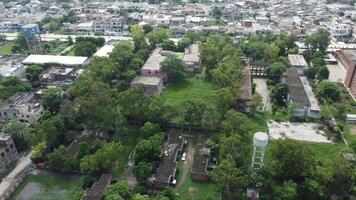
[253,78,271,111]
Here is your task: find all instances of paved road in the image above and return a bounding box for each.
[2,33,180,43]
[175,137,194,190]
[253,78,271,111]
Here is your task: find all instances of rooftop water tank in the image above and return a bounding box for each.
[21,24,40,37]
[253,132,268,148]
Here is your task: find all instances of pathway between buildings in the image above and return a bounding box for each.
[253,78,271,111]
[175,138,194,190]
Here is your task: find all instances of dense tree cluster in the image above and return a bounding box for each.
[73,36,105,57]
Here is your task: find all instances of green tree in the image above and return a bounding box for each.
[131,25,149,51]
[306,28,331,52]
[211,54,242,87]
[210,155,246,199]
[41,87,63,113]
[134,161,152,183]
[80,141,123,174]
[266,62,286,85]
[271,83,288,107]
[74,41,97,57]
[317,66,329,81]
[30,142,47,163]
[3,119,32,151]
[140,122,160,138]
[176,37,191,52]
[161,39,176,51]
[316,81,341,101]
[25,65,43,87]
[269,140,314,181]
[104,180,132,200]
[134,134,164,163]
[160,54,186,82]
[274,180,298,200]
[147,28,171,48]
[110,40,134,68]
[264,44,280,63]
[178,100,207,131]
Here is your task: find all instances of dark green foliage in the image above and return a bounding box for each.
[271,83,288,107]
[133,161,152,183]
[316,81,341,101]
[0,77,31,101]
[266,62,287,85]
[160,39,176,51]
[134,133,164,163]
[160,54,186,82]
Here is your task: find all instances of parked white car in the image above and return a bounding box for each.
[181,152,186,161]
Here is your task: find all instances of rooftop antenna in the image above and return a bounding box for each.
[251,132,268,169]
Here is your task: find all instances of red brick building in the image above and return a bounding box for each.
[336,50,356,98]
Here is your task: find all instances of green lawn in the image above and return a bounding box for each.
[0,42,14,56]
[176,177,220,200]
[265,140,350,164]
[65,49,76,56]
[10,174,83,200]
[162,76,219,109]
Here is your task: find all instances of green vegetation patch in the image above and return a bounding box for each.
[0,42,14,56]
[162,76,219,109]
[176,177,220,200]
[11,174,83,200]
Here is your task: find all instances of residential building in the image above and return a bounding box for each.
[81,174,113,200]
[40,67,83,89]
[0,21,21,33]
[183,43,201,74]
[336,50,356,98]
[0,92,43,124]
[191,147,211,181]
[284,68,321,119]
[131,76,164,95]
[76,21,93,35]
[93,16,125,35]
[0,55,27,79]
[150,133,183,189]
[288,54,308,75]
[235,58,252,114]
[140,48,168,80]
[0,134,19,170]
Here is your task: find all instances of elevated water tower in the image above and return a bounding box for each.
[252,132,268,169]
[21,24,43,54]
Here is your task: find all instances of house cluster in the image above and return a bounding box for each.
[284,54,321,119]
[0,54,89,125]
[131,44,201,95]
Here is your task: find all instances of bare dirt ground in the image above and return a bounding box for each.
[253,78,271,111]
[175,138,195,190]
[349,124,356,136]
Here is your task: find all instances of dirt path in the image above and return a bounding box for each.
[175,139,195,190]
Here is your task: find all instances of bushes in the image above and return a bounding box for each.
[316,81,341,101]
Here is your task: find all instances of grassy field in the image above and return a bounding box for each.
[0,42,14,56]
[176,177,220,200]
[10,174,82,200]
[265,140,350,164]
[162,76,219,109]
[65,49,76,56]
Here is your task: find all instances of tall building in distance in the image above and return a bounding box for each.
[21,24,43,54]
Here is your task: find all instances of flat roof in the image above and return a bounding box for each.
[93,45,115,57]
[183,43,200,63]
[288,54,308,67]
[22,55,88,66]
[132,76,161,86]
[300,76,320,111]
[141,48,166,71]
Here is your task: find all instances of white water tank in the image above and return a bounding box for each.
[253,132,268,148]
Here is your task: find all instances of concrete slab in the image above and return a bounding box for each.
[268,121,332,143]
[327,62,346,83]
[253,78,271,111]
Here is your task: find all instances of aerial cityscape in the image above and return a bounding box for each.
[0,0,355,199]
